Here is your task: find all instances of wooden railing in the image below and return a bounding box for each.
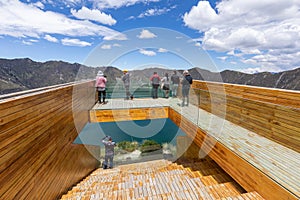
[0,80,99,200]
[191,80,300,153]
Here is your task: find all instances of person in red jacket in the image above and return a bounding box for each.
[95,71,107,104]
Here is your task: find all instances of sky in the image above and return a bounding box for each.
[0,0,300,73]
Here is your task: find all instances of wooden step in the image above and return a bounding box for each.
[60,159,264,200]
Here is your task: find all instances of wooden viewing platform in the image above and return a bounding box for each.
[1,80,299,200]
[88,86,300,200]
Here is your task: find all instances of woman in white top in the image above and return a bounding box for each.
[161,72,170,98]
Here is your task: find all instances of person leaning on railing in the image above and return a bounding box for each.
[95,70,107,104]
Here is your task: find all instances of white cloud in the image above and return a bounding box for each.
[32,1,44,9]
[71,6,116,26]
[183,1,218,31]
[22,40,33,45]
[138,6,174,18]
[139,49,156,56]
[218,56,227,61]
[101,44,111,49]
[113,43,121,47]
[0,0,122,40]
[61,38,91,46]
[158,48,167,53]
[94,0,160,9]
[184,0,300,71]
[195,42,201,47]
[44,34,58,43]
[100,43,121,49]
[103,33,128,41]
[137,29,157,39]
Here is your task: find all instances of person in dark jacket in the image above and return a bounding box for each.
[171,70,180,97]
[150,72,161,99]
[102,136,116,169]
[181,70,193,107]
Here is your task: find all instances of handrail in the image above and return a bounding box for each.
[0,80,93,101]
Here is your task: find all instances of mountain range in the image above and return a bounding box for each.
[0,58,299,95]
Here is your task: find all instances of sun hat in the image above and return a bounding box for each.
[123,69,128,72]
[97,71,104,76]
[183,70,189,75]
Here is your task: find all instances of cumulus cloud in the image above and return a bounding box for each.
[61,38,91,46]
[184,0,300,71]
[139,49,156,56]
[137,29,157,39]
[71,6,116,26]
[0,0,122,41]
[44,34,58,43]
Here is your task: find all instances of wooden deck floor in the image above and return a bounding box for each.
[60,157,265,200]
[91,98,300,198]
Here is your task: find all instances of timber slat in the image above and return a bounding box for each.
[0,81,99,200]
[60,158,261,200]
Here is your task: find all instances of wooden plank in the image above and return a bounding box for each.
[0,81,99,200]
[90,107,169,122]
[169,107,299,200]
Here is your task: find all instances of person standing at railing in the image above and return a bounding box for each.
[171,70,180,97]
[122,69,133,100]
[161,72,170,98]
[101,136,116,169]
[95,70,107,104]
[180,70,193,107]
[150,71,161,99]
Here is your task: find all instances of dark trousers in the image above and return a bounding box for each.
[125,86,131,99]
[98,90,106,103]
[152,84,159,98]
[103,155,114,168]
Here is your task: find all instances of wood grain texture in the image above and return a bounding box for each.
[192,80,300,153]
[169,107,298,200]
[90,107,169,122]
[0,81,99,200]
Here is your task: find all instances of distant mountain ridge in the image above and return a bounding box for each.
[0,58,299,95]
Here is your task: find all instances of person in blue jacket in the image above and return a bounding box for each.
[101,136,116,169]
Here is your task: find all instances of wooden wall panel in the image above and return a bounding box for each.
[169,108,298,200]
[0,81,99,200]
[90,107,169,122]
[191,81,300,152]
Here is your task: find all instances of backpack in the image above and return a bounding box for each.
[186,75,193,84]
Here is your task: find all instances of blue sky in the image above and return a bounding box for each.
[0,0,299,73]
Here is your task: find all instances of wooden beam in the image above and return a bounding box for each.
[89,107,169,122]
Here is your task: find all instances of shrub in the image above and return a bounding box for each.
[117,141,138,152]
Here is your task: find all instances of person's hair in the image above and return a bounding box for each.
[154,72,157,74]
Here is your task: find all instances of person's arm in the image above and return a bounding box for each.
[102,136,108,144]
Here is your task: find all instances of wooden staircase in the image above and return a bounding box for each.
[60,157,264,200]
